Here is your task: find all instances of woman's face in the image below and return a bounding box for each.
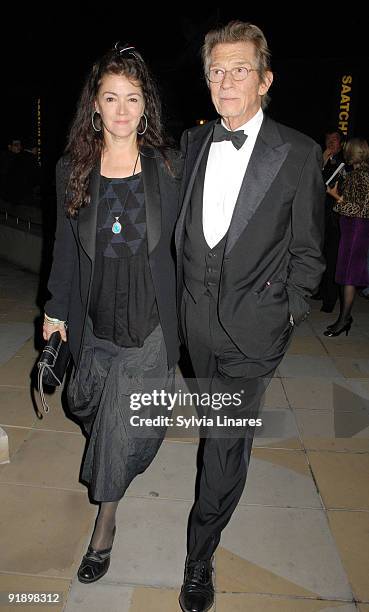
[95,72,145,140]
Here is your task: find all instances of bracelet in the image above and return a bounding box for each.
[44,313,65,325]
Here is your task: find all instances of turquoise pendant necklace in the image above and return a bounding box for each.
[112,217,122,234]
[108,151,140,234]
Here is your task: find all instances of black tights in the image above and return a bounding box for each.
[90,500,119,550]
[330,284,356,331]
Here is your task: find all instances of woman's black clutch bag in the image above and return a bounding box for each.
[37,328,71,413]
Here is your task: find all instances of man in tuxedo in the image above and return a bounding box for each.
[176,21,326,612]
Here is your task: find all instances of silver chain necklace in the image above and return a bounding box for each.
[105,151,140,234]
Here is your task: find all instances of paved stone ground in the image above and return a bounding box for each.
[0,258,368,611]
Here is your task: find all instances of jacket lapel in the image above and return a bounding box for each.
[141,148,161,255]
[175,122,215,251]
[77,160,100,262]
[225,116,290,255]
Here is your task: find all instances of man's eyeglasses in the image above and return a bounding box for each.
[207,67,257,83]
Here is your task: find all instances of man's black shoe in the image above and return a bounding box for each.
[179,557,214,612]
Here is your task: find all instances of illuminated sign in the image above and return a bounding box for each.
[338,75,352,136]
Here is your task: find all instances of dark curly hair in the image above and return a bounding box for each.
[65,44,169,217]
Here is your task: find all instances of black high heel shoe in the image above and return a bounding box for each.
[326,316,353,332]
[77,525,116,583]
[324,318,352,337]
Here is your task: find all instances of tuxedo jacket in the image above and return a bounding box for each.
[175,115,326,359]
[45,146,182,369]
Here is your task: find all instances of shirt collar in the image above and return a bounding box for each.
[220,107,263,137]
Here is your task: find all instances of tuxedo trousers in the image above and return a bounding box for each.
[320,207,340,309]
[181,287,273,560]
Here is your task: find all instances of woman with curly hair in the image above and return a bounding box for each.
[325,137,369,336]
[42,43,182,582]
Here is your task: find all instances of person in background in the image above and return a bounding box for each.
[0,138,22,202]
[23,139,39,159]
[324,137,369,336]
[14,138,41,205]
[314,129,346,312]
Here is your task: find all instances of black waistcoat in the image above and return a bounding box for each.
[183,142,227,302]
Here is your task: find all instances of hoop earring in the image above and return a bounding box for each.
[137,113,148,135]
[91,111,102,132]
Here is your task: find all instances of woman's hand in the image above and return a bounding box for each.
[326,181,340,200]
[43,319,67,342]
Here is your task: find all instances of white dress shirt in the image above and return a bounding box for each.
[203,108,264,249]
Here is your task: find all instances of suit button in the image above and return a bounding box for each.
[208,252,217,258]
[207,267,212,273]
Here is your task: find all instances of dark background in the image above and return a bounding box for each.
[1,10,368,189]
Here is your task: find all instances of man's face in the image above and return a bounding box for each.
[9,140,22,154]
[208,41,273,130]
[325,133,342,155]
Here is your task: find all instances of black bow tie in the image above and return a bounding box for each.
[212,123,247,150]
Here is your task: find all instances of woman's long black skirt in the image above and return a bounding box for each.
[67,316,173,502]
